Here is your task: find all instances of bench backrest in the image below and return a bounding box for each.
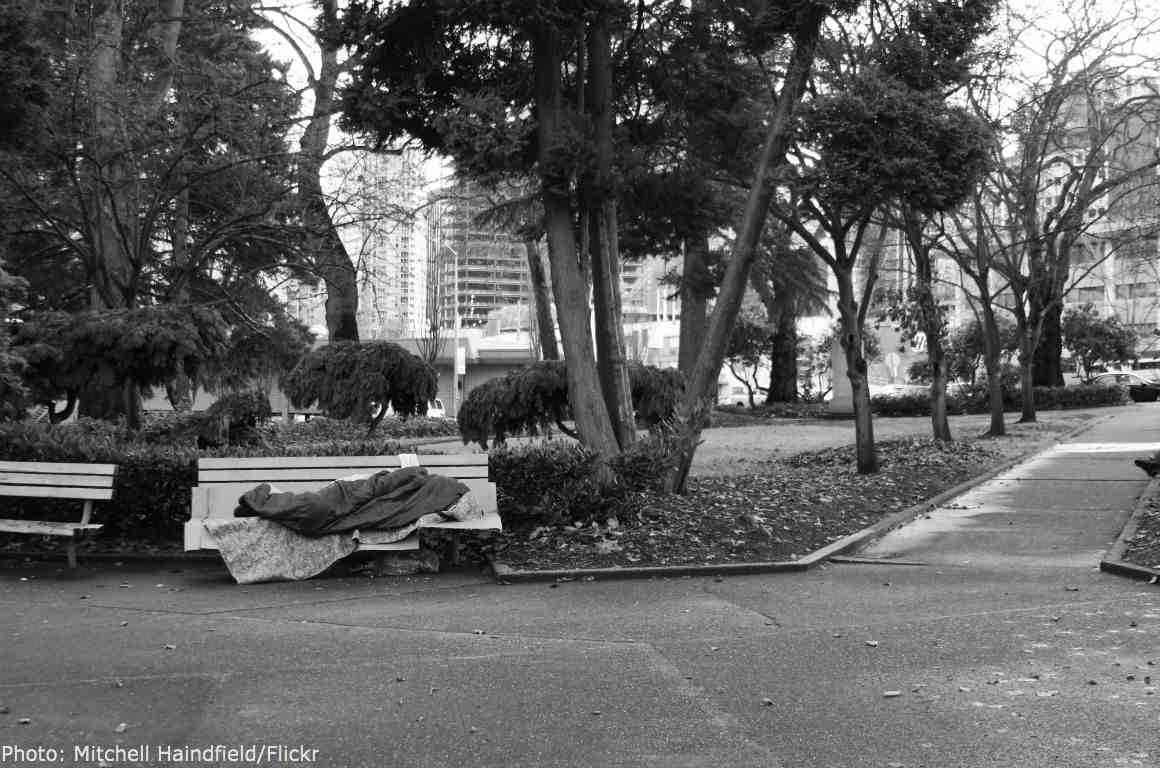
[192,454,494,522]
[0,461,116,501]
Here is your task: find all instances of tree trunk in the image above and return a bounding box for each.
[667,6,828,493]
[835,265,877,473]
[166,174,195,411]
[586,13,635,450]
[86,0,133,311]
[678,234,711,377]
[1017,329,1037,423]
[1032,300,1064,386]
[912,241,951,441]
[524,238,558,360]
[928,341,951,441]
[533,24,620,460]
[766,298,799,403]
[978,300,1006,437]
[299,0,358,342]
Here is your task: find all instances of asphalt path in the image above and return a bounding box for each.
[1,407,1158,768]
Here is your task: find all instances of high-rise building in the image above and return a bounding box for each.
[341,149,429,338]
[427,183,535,330]
[283,148,429,340]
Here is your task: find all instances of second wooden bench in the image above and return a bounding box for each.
[0,461,117,567]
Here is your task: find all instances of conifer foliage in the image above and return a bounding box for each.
[282,341,438,434]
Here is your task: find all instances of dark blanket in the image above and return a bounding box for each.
[234,467,469,537]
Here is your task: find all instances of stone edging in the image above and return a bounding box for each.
[490,415,1107,584]
[1100,475,1160,583]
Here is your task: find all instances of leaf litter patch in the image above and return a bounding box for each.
[494,437,1005,571]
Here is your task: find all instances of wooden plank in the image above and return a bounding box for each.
[198,456,404,471]
[356,537,420,552]
[418,465,490,479]
[0,485,114,500]
[199,467,408,484]
[0,461,115,475]
[199,465,490,484]
[414,454,488,466]
[183,519,205,551]
[0,519,103,536]
[0,472,115,488]
[422,511,503,531]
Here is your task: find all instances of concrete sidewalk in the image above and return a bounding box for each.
[859,407,1160,570]
[1,406,1158,768]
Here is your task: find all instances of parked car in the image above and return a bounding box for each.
[382,398,447,419]
[1089,371,1160,403]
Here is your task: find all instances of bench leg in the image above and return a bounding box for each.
[67,541,77,569]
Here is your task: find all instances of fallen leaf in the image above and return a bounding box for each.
[883,690,902,698]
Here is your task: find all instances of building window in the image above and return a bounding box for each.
[1115,282,1158,300]
[1076,286,1104,304]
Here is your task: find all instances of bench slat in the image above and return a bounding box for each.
[355,537,420,552]
[420,511,503,531]
[0,485,115,500]
[198,465,489,484]
[0,472,116,488]
[0,519,104,537]
[410,454,488,466]
[0,461,116,475]
[198,456,405,471]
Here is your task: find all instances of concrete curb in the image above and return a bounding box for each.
[1100,475,1160,583]
[490,416,1106,584]
[0,548,224,568]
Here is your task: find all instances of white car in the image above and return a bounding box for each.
[382,398,447,419]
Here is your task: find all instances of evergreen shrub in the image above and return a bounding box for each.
[869,383,1128,417]
[490,434,680,527]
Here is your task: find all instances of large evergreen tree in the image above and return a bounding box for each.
[0,0,306,420]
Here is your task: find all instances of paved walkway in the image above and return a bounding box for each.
[1,407,1159,768]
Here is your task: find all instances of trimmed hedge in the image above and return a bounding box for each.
[870,383,1129,417]
[490,433,681,527]
[269,414,459,443]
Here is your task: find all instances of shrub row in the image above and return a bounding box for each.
[268,414,459,444]
[870,383,1129,418]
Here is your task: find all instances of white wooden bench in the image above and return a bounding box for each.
[183,454,500,557]
[0,461,117,567]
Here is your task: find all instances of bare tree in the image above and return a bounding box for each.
[978,0,1160,421]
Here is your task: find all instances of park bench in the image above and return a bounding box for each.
[0,461,117,567]
[183,453,501,559]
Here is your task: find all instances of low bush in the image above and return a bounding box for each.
[266,415,459,445]
[870,383,1128,417]
[490,435,679,527]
